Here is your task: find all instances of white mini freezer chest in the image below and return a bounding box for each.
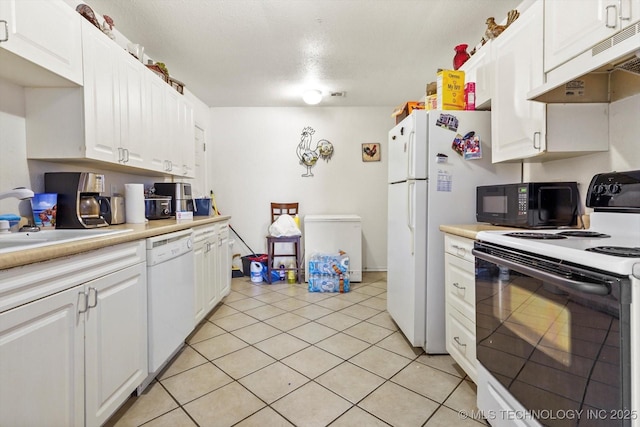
[304,214,362,282]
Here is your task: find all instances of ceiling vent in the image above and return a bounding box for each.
[330,91,347,97]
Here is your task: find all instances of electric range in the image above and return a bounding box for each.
[473,170,640,427]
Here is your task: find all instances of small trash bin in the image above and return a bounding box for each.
[194,198,211,216]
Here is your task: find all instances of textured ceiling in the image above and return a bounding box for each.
[84,0,520,107]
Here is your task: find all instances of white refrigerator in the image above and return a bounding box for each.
[387,110,520,352]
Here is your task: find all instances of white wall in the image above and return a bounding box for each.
[524,94,640,212]
[209,107,392,271]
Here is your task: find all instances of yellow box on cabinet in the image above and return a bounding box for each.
[437,69,465,110]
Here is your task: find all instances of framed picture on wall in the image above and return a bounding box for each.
[362,143,381,162]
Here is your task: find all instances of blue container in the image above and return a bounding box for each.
[194,198,211,216]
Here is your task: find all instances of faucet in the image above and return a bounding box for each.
[0,187,34,201]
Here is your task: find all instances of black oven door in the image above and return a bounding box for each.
[473,242,631,427]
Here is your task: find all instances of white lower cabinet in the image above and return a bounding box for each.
[194,224,217,324]
[0,283,85,427]
[85,263,147,427]
[216,221,231,299]
[0,241,147,427]
[444,234,477,383]
[194,220,231,324]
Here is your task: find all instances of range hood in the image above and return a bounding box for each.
[528,20,640,103]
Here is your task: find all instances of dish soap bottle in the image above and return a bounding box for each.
[287,263,296,284]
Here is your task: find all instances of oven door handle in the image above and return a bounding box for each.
[472,249,611,296]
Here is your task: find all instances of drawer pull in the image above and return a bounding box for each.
[452,282,466,290]
[453,336,466,347]
[451,244,467,257]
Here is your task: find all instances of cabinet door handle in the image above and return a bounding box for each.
[0,20,8,43]
[453,282,466,290]
[620,0,632,20]
[532,132,542,150]
[605,4,617,27]
[453,336,466,347]
[124,149,130,163]
[87,287,98,309]
[78,291,88,314]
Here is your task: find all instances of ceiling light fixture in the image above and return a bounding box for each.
[302,89,323,105]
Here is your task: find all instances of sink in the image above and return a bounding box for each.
[0,228,133,254]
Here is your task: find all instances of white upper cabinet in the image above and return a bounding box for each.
[491,1,609,163]
[459,40,494,109]
[25,19,196,177]
[0,0,83,86]
[118,52,148,170]
[544,0,640,73]
[82,21,121,164]
[491,1,546,162]
[83,20,148,170]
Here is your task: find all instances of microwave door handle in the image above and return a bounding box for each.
[408,181,415,255]
[472,249,611,296]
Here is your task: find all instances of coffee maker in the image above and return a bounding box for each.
[44,172,111,228]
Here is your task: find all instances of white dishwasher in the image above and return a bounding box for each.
[141,229,194,392]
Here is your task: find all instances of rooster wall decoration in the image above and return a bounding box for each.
[362,143,381,162]
[296,127,334,177]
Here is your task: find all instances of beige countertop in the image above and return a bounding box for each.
[439,223,518,240]
[0,215,231,271]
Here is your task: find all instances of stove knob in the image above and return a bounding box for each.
[610,183,621,194]
[595,184,606,194]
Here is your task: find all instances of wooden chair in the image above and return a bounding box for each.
[266,202,302,284]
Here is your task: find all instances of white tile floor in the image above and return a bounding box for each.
[105,272,486,427]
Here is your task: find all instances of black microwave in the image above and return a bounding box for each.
[476,182,579,228]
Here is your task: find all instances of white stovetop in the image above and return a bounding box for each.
[477,212,640,275]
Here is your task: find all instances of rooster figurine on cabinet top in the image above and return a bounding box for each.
[485,9,520,40]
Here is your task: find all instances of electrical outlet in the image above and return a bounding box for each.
[111,184,118,195]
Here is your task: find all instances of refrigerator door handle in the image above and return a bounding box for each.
[407,180,415,255]
[407,130,415,178]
